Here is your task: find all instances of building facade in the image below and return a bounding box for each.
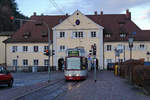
[0,32,13,65]
[4,10,150,71]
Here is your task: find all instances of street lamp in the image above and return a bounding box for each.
[128,36,134,60]
[146,51,150,61]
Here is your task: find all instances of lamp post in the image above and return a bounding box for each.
[146,51,150,61]
[128,36,134,60]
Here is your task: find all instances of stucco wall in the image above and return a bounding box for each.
[0,36,8,64]
[6,43,53,67]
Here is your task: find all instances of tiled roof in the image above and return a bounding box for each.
[4,13,150,43]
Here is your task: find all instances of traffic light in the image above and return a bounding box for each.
[89,50,92,55]
[44,49,50,56]
[52,50,55,56]
[10,16,15,23]
[93,44,97,56]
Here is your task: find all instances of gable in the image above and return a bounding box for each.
[52,10,104,30]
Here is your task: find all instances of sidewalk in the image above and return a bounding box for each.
[58,71,150,100]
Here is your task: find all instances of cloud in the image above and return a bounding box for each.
[46,0,150,14]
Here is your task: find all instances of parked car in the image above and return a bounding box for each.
[0,66,13,87]
[107,63,115,70]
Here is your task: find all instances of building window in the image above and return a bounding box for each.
[34,46,38,52]
[60,45,65,51]
[60,32,65,38]
[140,44,144,48]
[12,46,17,52]
[23,59,28,66]
[33,59,38,66]
[120,33,126,38]
[91,31,96,37]
[44,59,49,66]
[107,45,112,51]
[44,46,48,51]
[74,31,83,38]
[105,33,111,38]
[23,46,28,52]
[12,59,17,66]
[107,59,112,63]
[119,59,123,62]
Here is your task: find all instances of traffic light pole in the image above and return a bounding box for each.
[94,55,97,82]
[43,22,51,82]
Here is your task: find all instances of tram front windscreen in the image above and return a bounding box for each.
[66,57,80,70]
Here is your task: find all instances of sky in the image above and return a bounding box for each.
[15,0,150,30]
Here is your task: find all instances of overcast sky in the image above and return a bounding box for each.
[16,0,150,30]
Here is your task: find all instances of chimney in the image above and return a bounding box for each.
[66,13,68,16]
[94,11,98,15]
[100,11,103,15]
[126,9,131,20]
[33,12,36,16]
[41,13,44,16]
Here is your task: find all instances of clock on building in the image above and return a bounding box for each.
[75,19,80,25]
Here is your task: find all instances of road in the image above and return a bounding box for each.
[0,71,150,100]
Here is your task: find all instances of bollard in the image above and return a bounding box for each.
[114,65,118,76]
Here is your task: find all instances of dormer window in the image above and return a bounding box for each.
[120,33,126,38]
[23,32,31,39]
[41,32,47,37]
[105,33,111,38]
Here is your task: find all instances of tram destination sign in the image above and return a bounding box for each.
[68,51,79,56]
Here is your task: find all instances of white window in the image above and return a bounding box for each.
[91,31,96,37]
[107,45,112,51]
[107,59,112,63]
[12,59,17,66]
[34,46,38,52]
[23,59,28,66]
[140,44,144,49]
[33,59,38,66]
[74,31,84,38]
[105,33,111,37]
[44,46,48,51]
[120,33,126,38]
[44,59,49,66]
[60,45,65,52]
[12,46,17,52]
[60,32,65,38]
[23,46,28,52]
[119,59,123,62]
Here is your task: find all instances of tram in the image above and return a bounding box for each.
[64,47,88,80]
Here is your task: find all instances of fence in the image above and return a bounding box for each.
[119,59,150,95]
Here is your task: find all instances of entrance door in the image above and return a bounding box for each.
[58,58,64,70]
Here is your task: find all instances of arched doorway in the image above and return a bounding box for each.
[58,58,64,71]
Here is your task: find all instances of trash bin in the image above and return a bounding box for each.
[32,66,37,72]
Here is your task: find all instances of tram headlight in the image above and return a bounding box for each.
[68,74,72,76]
[76,74,80,76]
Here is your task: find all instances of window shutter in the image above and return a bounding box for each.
[39,46,43,52]
[65,32,67,38]
[71,32,75,38]
[10,46,12,52]
[88,31,91,38]
[18,46,22,52]
[29,46,33,52]
[104,45,107,51]
[57,32,60,38]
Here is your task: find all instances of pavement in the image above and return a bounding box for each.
[57,71,150,100]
